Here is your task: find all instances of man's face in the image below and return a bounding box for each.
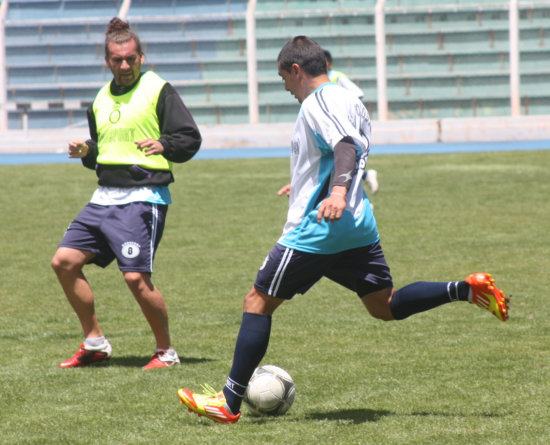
[278,63,303,103]
[105,39,144,87]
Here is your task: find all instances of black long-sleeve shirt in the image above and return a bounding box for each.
[82,74,202,187]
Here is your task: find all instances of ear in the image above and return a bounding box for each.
[291,63,300,75]
[140,52,145,64]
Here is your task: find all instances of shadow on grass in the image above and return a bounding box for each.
[109,356,214,367]
[305,409,499,424]
[410,410,499,418]
[306,408,393,424]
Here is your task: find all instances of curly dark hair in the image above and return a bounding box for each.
[104,17,142,56]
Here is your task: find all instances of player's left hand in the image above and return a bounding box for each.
[317,188,347,223]
[135,138,164,156]
[277,184,291,197]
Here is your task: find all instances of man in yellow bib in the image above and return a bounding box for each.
[51,18,201,369]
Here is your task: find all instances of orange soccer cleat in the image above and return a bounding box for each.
[466,273,510,322]
[178,386,241,424]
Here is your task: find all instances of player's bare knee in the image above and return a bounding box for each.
[243,288,283,315]
[50,255,62,272]
[361,300,392,321]
[361,288,395,321]
[368,307,394,321]
[51,252,76,274]
[123,271,143,287]
[51,248,90,275]
[123,272,153,293]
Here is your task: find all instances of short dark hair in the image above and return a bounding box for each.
[105,17,142,57]
[277,36,327,77]
[323,49,333,64]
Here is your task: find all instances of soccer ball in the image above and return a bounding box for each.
[244,365,296,416]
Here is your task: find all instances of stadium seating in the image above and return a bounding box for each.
[6,1,121,20]
[3,0,549,129]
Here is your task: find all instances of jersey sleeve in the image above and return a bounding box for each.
[302,84,369,152]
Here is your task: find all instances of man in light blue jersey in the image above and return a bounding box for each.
[177,36,509,424]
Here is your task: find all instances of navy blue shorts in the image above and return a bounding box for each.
[59,202,167,272]
[254,241,394,299]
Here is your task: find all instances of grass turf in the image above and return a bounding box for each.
[0,149,548,444]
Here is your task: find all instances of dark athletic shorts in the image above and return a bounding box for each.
[254,241,394,299]
[59,202,167,272]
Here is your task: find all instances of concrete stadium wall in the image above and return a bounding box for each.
[1,115,549,154]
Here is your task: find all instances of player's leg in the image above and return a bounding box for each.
[217,245,328,415]
[361,280,471,320]
[52,247,102,338]
[220,287,285,414]
[113,203,179,368]
[124,271,171,348]
[365,169,379,194]
[361,286,394,320]
[324,242,483,320]
[354,248,508,322]
[123,271,179,368]
[178,286,281,423]
[178,244,326,423]
[52,246,113,367]
[362,275,508,321]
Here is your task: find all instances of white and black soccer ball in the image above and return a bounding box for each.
[244,365,296,416]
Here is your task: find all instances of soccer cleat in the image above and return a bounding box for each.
[466,273,509,322]
[365,169,379,194]
[59,341,112,368]
[142,349,180,370]
[178,386,241,424]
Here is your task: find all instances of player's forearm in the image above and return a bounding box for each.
[157,84,202,163]
[333,136,357,190]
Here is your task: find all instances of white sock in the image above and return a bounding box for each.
[84,336,106,348]
[156,347,176,357]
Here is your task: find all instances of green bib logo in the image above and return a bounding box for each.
[109,102,121,124]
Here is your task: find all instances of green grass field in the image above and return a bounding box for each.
[1,150,548,444]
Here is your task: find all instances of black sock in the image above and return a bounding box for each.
[390,280,470,320]
[223,312,271,414]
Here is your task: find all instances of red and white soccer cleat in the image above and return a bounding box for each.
[142,349,180,370]
[59,341,112,368]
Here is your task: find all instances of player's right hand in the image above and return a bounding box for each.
[68,141,89,158]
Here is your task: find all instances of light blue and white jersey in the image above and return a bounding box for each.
[278,82,379,254]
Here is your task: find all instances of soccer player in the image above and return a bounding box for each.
[324,49,365,100]
[177,36,509,423]
[51,18,202,369]
[324,48,379,196]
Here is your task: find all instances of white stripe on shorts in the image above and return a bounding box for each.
[269,247,293,296]
[149,204,159,273]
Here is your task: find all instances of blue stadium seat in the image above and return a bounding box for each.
[173,80,248,105]
[6,1,119,21]
[5,21,106,45]
[4,0,550,128]
[127,0,246,16]
[8,108,88,130]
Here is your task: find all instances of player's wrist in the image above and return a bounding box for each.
[330,186,347,199]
